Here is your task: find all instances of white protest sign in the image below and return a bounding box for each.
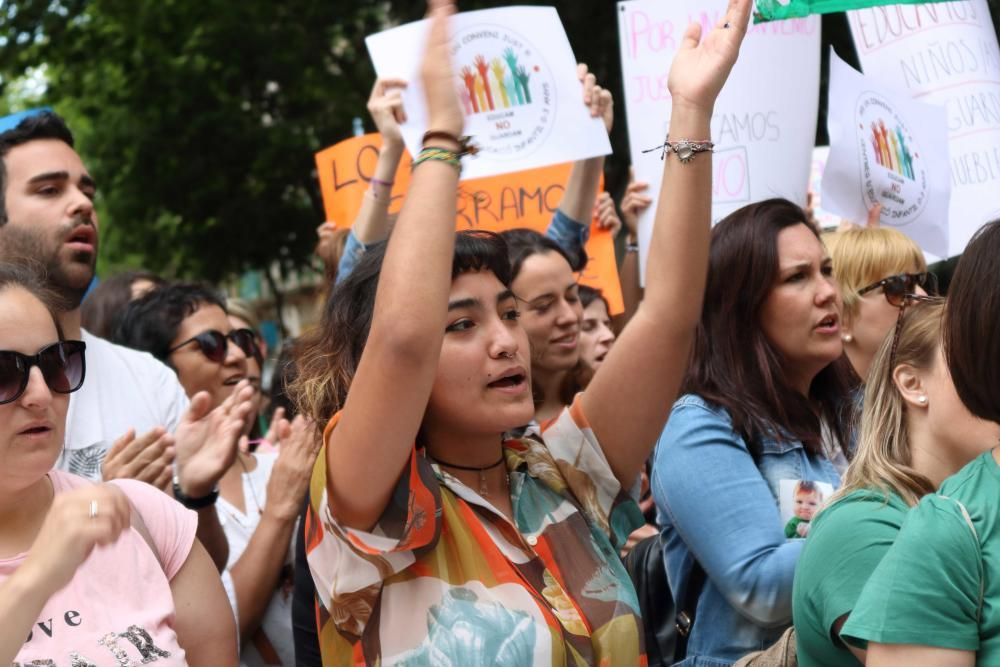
[809,147,842,229]
[848,0,1000,256]
[365,6,611,181]
[617,0,821,281]
[822,51,951,257]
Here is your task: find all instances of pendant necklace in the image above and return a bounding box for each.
[237,454,265,516]
[431,451,507,498]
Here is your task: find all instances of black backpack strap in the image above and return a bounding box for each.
[675,559,707,662]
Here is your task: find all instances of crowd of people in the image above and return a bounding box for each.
[1,0,998,665]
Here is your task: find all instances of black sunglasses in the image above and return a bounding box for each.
[167,328,260,364]
[859,272,937,307]
[0,340,87,405]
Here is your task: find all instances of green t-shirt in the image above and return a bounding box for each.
[792,488,910,667]
[842,450,1000,660]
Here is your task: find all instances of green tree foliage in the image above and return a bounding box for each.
[0,0,392,281]
[1,1,996,282]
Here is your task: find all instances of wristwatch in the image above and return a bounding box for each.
[172,474,219,509]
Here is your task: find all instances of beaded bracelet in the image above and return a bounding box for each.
[412,146,461,172]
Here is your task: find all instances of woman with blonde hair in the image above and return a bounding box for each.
[792,296,1000,666]
[823,227,933,380]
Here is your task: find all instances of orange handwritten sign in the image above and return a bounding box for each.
[315,134,623,314]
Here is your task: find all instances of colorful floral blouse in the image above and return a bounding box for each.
[305,398,646,665]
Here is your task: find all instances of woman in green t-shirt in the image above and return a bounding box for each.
[839,219,1000,666]
[792,295,1000,666]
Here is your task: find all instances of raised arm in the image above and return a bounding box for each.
[581,0,751,487]
[335,78,409,284]
[553,64,612,227]
[326,0,463,531]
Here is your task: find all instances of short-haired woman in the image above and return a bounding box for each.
[823,227,931,380]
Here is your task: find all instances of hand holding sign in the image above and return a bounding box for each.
[420,0,463,141]
[367,78,408,148]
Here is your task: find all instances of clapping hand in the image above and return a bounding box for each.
[102,426,175,491]
[173,382,256,498]
[263,414,321,521]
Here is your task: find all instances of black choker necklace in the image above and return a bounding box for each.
[430,452,506,498]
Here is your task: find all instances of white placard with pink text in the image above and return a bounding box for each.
[849,0,1000,256]
[617,0,821,282]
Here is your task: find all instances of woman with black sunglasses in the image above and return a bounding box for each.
[824,226,932,380]
[116,282,319,667]
[0,264,237,666]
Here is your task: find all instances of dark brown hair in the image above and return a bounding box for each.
[683,198,856,459]
[292,231,513,424]
[81,270,164,339]
[945,219,1000,424]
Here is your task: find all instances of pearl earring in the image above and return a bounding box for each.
[918,396,928,405]
[842,333,853,343]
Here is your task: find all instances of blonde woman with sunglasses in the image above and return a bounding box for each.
[792,292,1000,666]
[823,227,933,381]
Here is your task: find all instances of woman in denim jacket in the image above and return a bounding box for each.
[652,199,857,666]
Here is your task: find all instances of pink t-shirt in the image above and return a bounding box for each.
[1,470,197,666]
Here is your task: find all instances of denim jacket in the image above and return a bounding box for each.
[651,394,843,666]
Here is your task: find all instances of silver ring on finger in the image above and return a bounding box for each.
[88,499,99,520]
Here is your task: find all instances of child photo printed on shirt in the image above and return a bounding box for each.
[779,479,834,539]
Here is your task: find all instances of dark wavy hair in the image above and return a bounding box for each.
[292,230,513,424]
[112,282,226,365]
[683,198,856,459]
[945,218,1000,424]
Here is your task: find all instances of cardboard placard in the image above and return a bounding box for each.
[315,134,623,313]
[617,0,821,283]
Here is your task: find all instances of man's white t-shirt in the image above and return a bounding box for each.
[57,329,190,481]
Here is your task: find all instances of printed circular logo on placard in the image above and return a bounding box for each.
[856,92,929,226]
[452,24,556,161]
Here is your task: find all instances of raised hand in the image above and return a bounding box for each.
[102,426,175,490]
[367,77,408,147]
[174,382,256,497]
[577,63,614,133]
[21,485,131,596]
[667,0,752,115]
[421,0,463,139]
[621,170,653,240]
[594,192,622,236]
[263,415,321,521]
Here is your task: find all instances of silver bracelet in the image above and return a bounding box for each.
[642,134,715,163]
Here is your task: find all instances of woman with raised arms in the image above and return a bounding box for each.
[292,0,750,662]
